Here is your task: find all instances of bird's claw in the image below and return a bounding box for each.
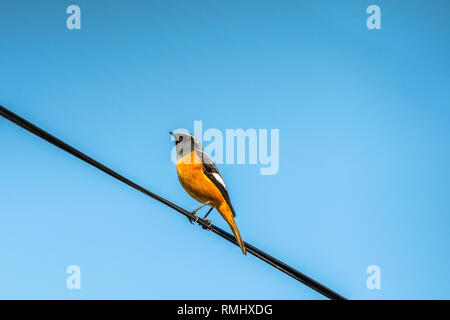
[201,219,212,230]
[187,212,199,224]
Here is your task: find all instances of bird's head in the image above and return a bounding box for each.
[170,131,202,159]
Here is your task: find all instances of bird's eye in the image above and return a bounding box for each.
[179,136,183,142]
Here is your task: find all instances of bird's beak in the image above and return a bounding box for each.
[169,131,173,136]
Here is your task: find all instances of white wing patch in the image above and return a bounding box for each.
[212,173,227,190]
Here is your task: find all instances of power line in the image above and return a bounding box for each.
[0,105,346,300]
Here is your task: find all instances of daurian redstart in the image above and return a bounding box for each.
[170,132,246,255]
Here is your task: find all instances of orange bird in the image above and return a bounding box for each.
[170,132,246,255]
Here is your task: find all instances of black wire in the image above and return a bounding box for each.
[0,105,346,300]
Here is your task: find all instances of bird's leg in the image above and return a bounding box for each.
[192,201,211,215]
[203,207,214,220]
[187,201,211,224]
[200,207,214,230]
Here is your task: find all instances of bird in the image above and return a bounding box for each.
[170,131,246,255]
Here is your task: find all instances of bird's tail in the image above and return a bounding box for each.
[219,204,247,255]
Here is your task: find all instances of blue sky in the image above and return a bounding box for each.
[0,0,449,299]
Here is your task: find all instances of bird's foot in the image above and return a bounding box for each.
[201,219,212,230]
[187,212,199,224]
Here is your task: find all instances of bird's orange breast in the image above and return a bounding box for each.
[176,151,224,208]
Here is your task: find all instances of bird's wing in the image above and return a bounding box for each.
[196,150,236,217]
